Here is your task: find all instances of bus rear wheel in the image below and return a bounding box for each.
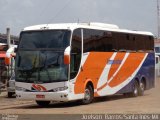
[130,81,139,97]
[36,101,50,107]
[81,85,94,104]
[139,81,145,96]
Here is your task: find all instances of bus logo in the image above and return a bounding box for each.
[31,84,47,91]
[108,60,122,64]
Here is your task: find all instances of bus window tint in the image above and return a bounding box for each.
[83,29,113,52]
[70,29,82,79]
[19,30,70,49]
[155,47,160,53]
[83,29,154,52]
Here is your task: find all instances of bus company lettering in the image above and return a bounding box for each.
[108,60,122,64]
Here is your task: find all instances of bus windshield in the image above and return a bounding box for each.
[15,30,71,83]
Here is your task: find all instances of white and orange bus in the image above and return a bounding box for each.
[15,23,155,106]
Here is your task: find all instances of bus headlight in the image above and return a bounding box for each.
[15,86,26,91]
[52,86,68,92]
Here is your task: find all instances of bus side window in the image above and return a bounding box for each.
[70,29,82,79]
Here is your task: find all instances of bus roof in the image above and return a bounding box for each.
[23,22,154,36]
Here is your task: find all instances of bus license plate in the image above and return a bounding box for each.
[36,95,45,99]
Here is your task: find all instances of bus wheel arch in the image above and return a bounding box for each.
[81,81,94,104]
[141,77,146,90]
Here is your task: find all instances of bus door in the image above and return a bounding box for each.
[70,29,82,80]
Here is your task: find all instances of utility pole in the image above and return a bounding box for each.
[6,28,11,49]
[157,0,160,38]
[6,28,11,83]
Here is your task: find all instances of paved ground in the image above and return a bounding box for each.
[0,78,160,115]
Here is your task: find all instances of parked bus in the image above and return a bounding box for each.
[15,23,155,106]
[0,44,17,88]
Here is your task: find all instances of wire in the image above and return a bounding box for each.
[37,0,55,19]
[47,0,73,23]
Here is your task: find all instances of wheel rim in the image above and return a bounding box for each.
[140,83,144,91]
[134,84,138,95]
[84,89,91,101]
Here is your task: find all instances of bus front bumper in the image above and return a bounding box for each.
[16,90,70,102]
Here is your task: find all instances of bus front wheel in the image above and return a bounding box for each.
[36,101,50,107]
[8,92,14,98]
[81,85,94,104]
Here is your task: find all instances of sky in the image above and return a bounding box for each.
[0,0,158,36]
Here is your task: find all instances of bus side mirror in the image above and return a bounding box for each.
[6,46,16,58]
[64,46,71,65]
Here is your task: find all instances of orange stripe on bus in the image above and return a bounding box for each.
[74,52,114,94]
[107,52,126,80]
[108,53,146,87]
[97,53,126,92]
[94,92,99,97]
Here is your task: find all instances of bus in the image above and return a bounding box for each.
[0,44,17,88]
[15,23,155,106]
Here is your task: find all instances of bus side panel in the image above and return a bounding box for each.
[74,52,153,97]
[115,53,155,94]
[138,53,155,89]
[74,52,114,94]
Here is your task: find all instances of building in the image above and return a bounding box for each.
[0,33,19,46]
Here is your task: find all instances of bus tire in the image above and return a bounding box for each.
[36,101,50,107]
[130,81,139,97]
[8,92,14,98]
[139,81,145,96]
[81,85,94,104]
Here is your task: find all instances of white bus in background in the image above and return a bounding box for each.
[6,45,17,98]
[0,43,17,95]
[155,55,160,77]
[155,46,160,56]
[154,40,160,77]
[15,23,155,106]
